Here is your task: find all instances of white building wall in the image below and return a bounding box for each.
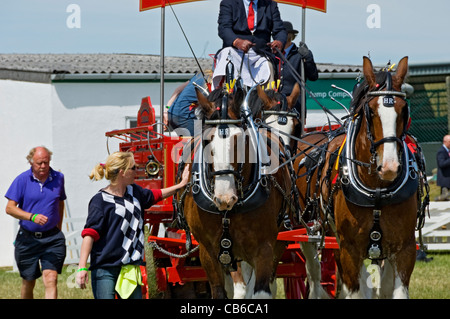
[0,78,182,267]
[0,80,54,267]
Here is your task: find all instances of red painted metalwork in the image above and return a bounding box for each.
[274,0,327,13]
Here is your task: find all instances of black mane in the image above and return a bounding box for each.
[351,72,388,114]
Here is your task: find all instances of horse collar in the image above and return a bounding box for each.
[190,135,271,215]
[338,122,419,208]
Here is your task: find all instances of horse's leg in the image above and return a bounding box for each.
[335,243,374,299]
[358,264,373,298]
[391,268,411,299]
[251,243,275,299]
[378,260,395,298]
[379,248,415,298]
[393,240,416,298]
[300,242,330,299]
[199,244,227,299]
[378,259,410,299]
[340,263,372,299]
[380,202,417,299]
[240,261,256,299]
[229,262,247,299]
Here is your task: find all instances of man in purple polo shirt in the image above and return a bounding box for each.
[5,146,67,299]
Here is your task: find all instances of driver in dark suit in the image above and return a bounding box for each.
[213,0,287,88]
[218,0,286,53]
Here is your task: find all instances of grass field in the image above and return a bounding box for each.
[0,251,448,299]
[1,183,447,299]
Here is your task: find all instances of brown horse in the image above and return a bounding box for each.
[257,85,334,298]
[293,129,344,298]
[334,56,420,298]
[295,56,428,298]
[175,85,295,298]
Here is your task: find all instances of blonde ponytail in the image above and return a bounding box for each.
[89,163,105,181]
[89,152,134,184]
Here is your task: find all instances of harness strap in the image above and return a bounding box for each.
[212,169,241,177]
[335,135,347,171]
[218,214,236,270]
[368,206,384,261]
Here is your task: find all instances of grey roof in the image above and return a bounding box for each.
[0,53,213,75]
[409,61,450,77]
[0,53,363,73]
[0,53,363,82]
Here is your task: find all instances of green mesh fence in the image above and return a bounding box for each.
[408,87,448,143]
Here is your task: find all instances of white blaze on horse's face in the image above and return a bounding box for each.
[376,96,399,181]
[211,126,243,211]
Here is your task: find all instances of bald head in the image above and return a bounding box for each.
[26,146,52,164]
[444,135,450,149]
[27,146,52,182]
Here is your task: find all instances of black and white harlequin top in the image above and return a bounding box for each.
[82,184,162,269]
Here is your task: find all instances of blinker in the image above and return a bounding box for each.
[382,72,395,107]
[219,94,229,138]
[277,94,289,125]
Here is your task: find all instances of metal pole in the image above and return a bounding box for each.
[301,6,306,42]
[300,7,306,131]
[160,5,165,134]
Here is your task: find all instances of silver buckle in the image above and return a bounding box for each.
[34,232,43,239]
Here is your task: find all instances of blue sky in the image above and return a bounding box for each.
[1,0,449,66]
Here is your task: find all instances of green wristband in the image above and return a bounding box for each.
[31,214,37,223]
[77,268,89,272]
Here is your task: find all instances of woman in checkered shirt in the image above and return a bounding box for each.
[76,152,189,299]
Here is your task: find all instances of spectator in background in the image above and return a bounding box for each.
[280,21,318,118]
[436,134,450,201]
[5,146,67,299]
[164,70,212,136]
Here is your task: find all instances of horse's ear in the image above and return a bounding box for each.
[363,56,377,89]
[234,87,245,107]
[394,56,408,89]
[196,87,215,118]
[230,88,245,118]
[286,83,301,110]
[257,85,273,110]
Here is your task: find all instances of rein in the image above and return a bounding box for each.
[256,120,370,174]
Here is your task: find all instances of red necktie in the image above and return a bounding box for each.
[248,1,255,31]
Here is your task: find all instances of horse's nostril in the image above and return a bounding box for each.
[377,166,382,172]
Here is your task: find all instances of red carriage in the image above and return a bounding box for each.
[105,95,339,299]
